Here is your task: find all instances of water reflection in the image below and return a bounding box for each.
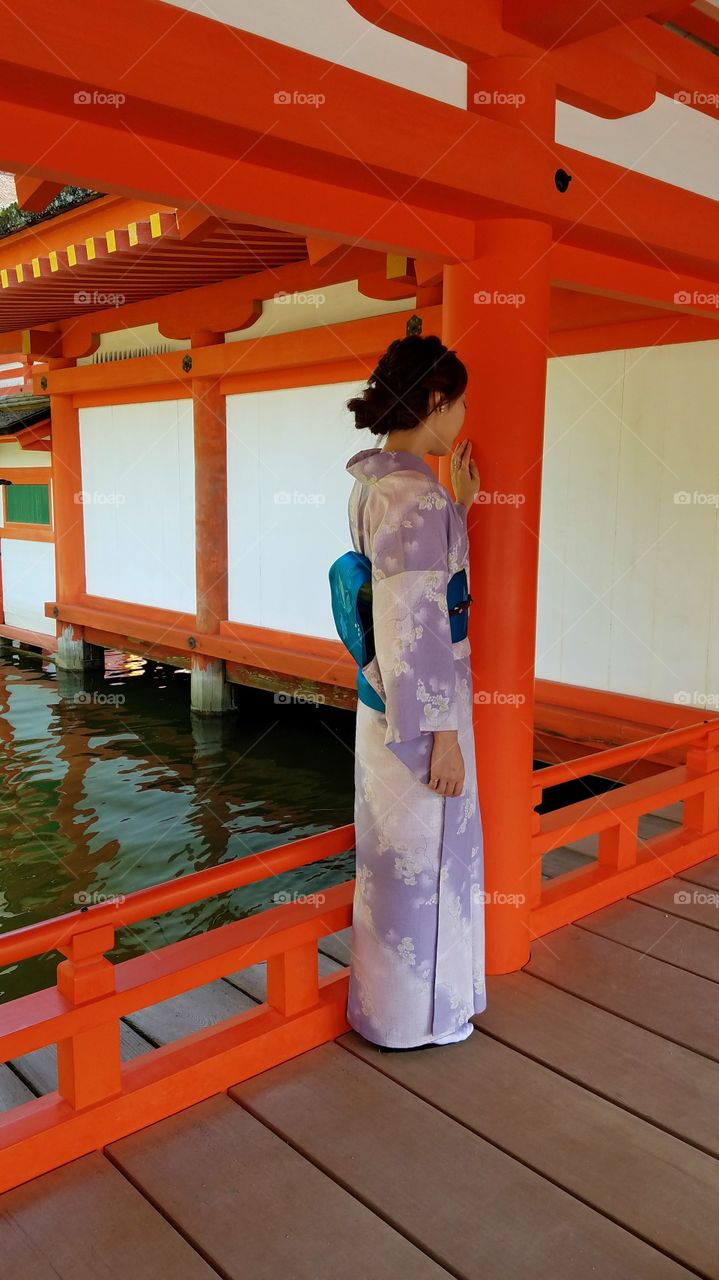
[0,647,356,1002]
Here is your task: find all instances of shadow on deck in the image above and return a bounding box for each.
[2,844,718,1279]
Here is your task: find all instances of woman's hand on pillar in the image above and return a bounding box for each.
[450,439,481,508]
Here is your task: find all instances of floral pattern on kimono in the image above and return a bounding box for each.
[344,447,486,1049]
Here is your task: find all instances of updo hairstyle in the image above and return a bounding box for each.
[346,334,467,436]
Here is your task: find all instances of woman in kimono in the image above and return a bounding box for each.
[344,333,485,1050]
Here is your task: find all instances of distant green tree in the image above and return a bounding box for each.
[0,186,103,240]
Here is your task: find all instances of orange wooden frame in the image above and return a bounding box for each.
[0,466,53,542]
[0,824,355,1195]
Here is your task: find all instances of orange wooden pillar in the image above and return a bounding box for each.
[50,380,103,672]
[443,216,552,973]
[441,55,556,974]
[190,330,234,714]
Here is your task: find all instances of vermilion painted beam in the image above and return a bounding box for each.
[3,85,719,285]
[347,0,657,117]
[502,0,688,48]
[552,313,719,356]
[552,244,719,315]
[37,307,443,397]
[13,175,64,212]
[349,1,718,122]
[0,3,718,273]
[591,18,719,122]
[669,2,719,48]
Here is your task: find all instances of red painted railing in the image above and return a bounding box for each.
[0,825,355,1194]
[530,721,719,935]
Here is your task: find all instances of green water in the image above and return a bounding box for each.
[0,648,356,1004]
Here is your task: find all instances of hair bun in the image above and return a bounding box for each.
[346,333,467,437]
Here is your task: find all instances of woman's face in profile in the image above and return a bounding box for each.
[432,390,467,454]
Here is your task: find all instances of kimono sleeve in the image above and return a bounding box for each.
[370,482,461,784]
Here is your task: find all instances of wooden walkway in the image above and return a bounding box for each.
[2,846,718,1278]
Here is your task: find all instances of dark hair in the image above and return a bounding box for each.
[346,334,467,436]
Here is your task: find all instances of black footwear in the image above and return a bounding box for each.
[376,1042,436,1052]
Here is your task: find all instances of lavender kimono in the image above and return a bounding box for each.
[345,447,486,1048]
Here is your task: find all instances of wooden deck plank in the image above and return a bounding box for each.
[0,1063,36,1111]
[231,1042,692,1280]
[124,978,256,1045]
[632,876,719,929]
[317,927,352,967]
[577,899,719,982]
[526,926,719,1060]
[474,971,719,1156]
[678,855,719,891]
[108,1091,451,1280]
[9,1020,154,1096]
[339,1026,719,1278]
[542,846,593,878]
[0,1152,217,1279]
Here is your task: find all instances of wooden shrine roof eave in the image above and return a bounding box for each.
[0,26,718,280]
[3,238,719,361]
[0,194,178,270]
[0,247,408,352]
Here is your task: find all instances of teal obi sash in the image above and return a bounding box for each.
[329,551,472,712]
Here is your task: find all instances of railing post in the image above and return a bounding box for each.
[267,942,319,1016]
[530,783,544,906]
[56,924,122,1108]
[684,727,719,834]
[598,819,638,870]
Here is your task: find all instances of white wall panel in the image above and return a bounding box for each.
[227,381,364,638]
[537,339,719,711]
[79,401,196,612]
[1,539,56,634]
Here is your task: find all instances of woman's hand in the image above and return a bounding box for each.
[450,439,481,509]
[429,730,465,797]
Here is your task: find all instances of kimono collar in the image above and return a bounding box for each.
[345,447,436,484]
